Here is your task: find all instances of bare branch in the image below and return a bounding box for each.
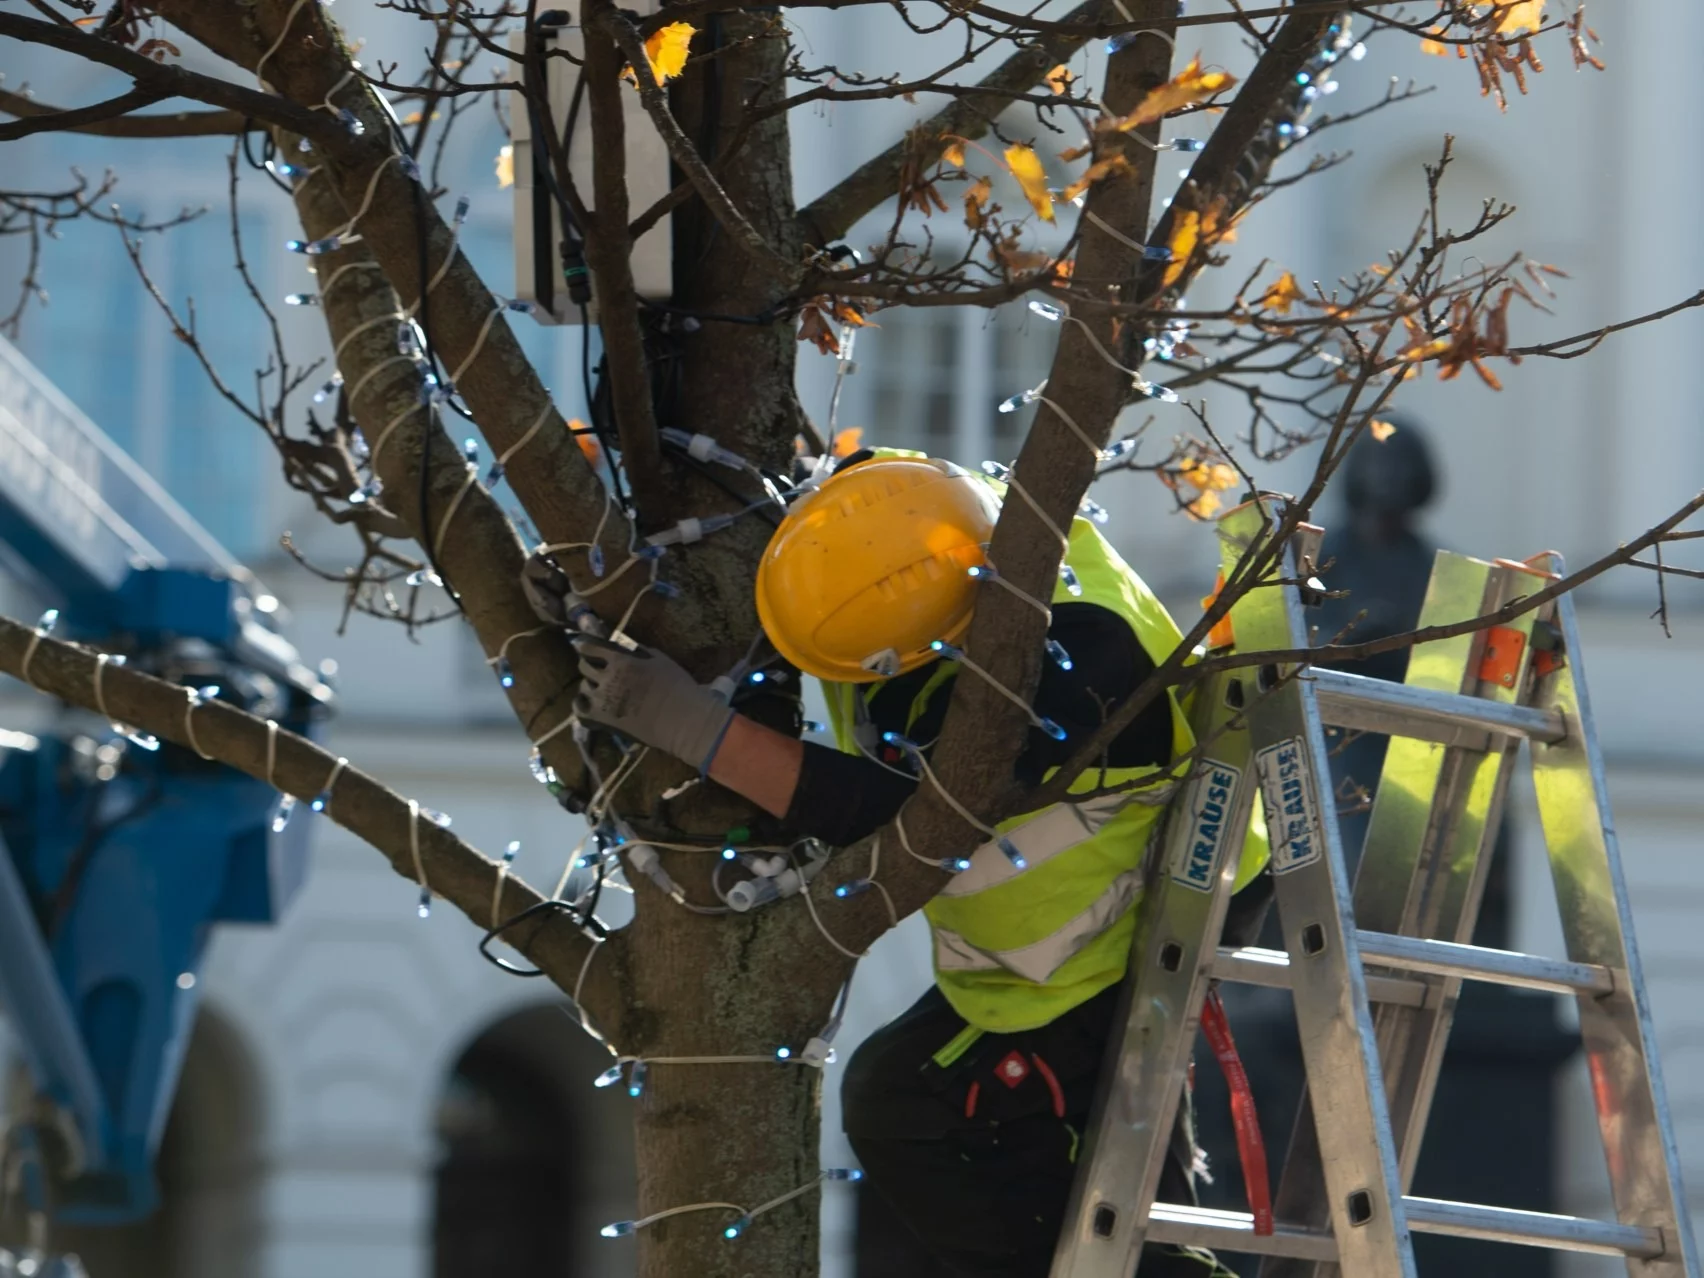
[593,7,793,276]
[0,85,247,134]
[0,614,628,1035]
[0,12,346,145]
[795,0,1109,246]
[0,84,166,139]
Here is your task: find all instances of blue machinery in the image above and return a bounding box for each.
[0,334,331,1226]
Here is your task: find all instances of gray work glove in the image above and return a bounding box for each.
[572,636,733,773]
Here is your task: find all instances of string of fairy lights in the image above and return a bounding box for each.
[2,2,1363,1247]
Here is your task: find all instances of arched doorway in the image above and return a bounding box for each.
[47,1006,263,1278]
[433,1003,635,1277]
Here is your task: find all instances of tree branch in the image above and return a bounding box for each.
[1184,489,1704,681]
[794,0,1109,245]
[0,12,344,145]
[569,0,669,519]
[0,84,165,140]
[147,0,648,617]
[0,615,628,1036]
[275,119,608,802]
[594,7,794,277]
[0,86,246,136]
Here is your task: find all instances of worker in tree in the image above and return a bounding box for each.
[570,450,1271,1278]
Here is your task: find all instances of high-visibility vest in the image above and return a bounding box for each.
[824,511,1268,1033]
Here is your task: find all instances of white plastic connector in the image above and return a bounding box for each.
[726,868,805,912]
[801,1036,837,1067]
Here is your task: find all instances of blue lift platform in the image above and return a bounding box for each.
[0,334,331,1228]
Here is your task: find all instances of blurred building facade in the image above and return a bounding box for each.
[2,2,1702,1276]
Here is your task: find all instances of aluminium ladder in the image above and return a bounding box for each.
[1050,499,1698,1278]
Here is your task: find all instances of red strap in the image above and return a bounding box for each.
[1200,986,1273,1235]
[1030,1053,1067,1119]
[965,1080,981,1119]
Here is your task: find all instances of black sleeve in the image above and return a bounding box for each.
[781,741,918,847]
[779,603,1176,843]
[1017,602,1175,786]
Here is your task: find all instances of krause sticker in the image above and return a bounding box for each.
[1255,737,1324,875]
[1169,761,1243,892]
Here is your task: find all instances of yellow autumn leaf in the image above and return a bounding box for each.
[495,144,514,189]
[1004,144,1054,222]
[942,137,967,167]
[1369,419,1398,442]
[1186,490,1222,521]
[1420,29,1449,55]
[963,174,994,230]
[1490,0,1544,34]
[1180,459,1237,492]
[1060,154,1132,206]
[1163,209,1204,287]
[1117,55,1237,132]
[624,21,695,86]
[1259,270,1305,314]
[1044,63,1074,95]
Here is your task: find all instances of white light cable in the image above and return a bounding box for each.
[970,558,1053,620]
[254,0,312,92]
[182,688,214,760]
[20,615,54,686]
[344,354,416,410]
[314,756,347,813]
[408,798,432,916]
[334,310,406,367]
[264,719,279,787]
[327,153,403,244]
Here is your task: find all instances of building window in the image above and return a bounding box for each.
[842,298,1058,467]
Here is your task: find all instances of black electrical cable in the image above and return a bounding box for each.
[660,442,787,530]
[411,174,457,598]
[243,124,295,196]
[478,895,608,977]
[539,52,629,512]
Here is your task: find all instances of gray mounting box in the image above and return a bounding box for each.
[509,9,673,324]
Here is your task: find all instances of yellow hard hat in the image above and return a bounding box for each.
[756,457,999,683]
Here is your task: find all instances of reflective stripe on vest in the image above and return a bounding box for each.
[932,867,1145,984]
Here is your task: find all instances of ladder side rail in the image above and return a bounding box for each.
[1263,550,1505,1278]
[1528,573,1699,1277]
[1050,668,1261,1278]
[1227,507,1415,1278]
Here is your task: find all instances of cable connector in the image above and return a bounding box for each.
[645,513,738,548]
[624,842,686,905]
[725,867,805,912]
[661,427,746,471]
[801,1036,837,1067]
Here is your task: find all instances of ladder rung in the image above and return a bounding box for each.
[1310,667,1567,748]
[1356,931,1616,996]
[1212,946,1431,1007]
[1146,1201,1666,1261]
[1404,1197,1666,1258]
[1145,1203,1337,1262]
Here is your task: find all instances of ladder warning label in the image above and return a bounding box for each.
[1255,738,1323,875]
[1170,761,1242,892]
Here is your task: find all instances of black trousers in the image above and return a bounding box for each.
[843,876,1273,1278]
[844,982,1227,1278]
